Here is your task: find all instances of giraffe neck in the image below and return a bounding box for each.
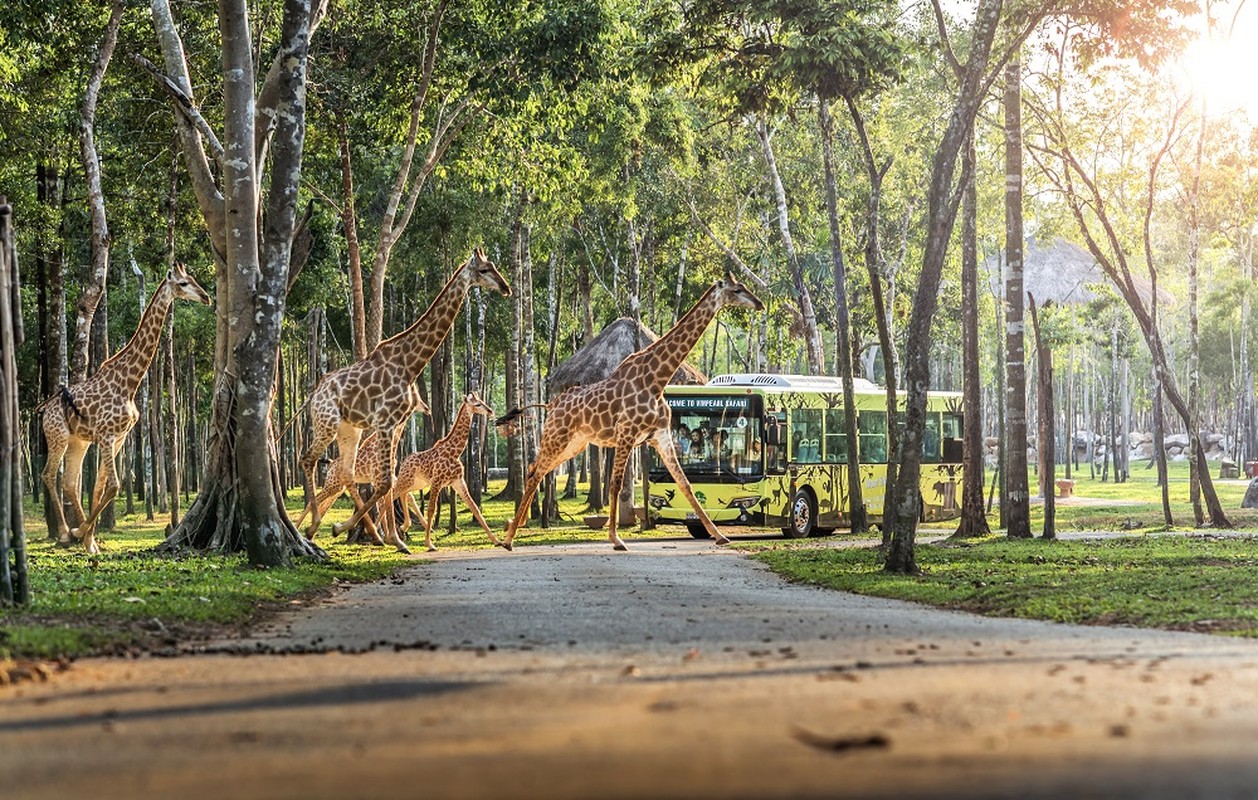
[96,280,174,399]
[629,285,720,391]
[378,267,470,382]
[437,402,476,454]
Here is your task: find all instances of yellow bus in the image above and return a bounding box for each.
[648,374,964,538]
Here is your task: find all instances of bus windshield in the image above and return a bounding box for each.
[650,394,763,483]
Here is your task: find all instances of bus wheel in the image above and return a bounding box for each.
[686,522,712,540]
[783,490,815,539]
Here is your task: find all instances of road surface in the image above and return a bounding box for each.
[5,538,1258,798]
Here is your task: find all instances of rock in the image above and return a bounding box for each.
[1205,433,1225,445]
[1243,477,1258,509]
[1164,433,1190,449]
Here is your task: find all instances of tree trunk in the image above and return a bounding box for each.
[156,0,323,563]
[70,0,124,383]
[0,198,30,606]
[884,0,1003,573]
[336,112,369,360]
[1029,295,1054,539]
[755,117,825,373]
[818,100,867,532]
[842,98,900,538]
[1187,99,1205,525]
[1003,55,1031,539]
[955,134,989,537]
[577,256,603,510]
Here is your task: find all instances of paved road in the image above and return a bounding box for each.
[6,538,1258,799]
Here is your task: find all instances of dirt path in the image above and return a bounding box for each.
[5,539,1258,799]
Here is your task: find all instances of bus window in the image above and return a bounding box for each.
[859,411,887,463]
[942,412,963,463]
[791,408,823,464]
[923,413,941,462]
[824,408,847,462]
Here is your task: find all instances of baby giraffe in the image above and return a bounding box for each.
[389,392,500,552]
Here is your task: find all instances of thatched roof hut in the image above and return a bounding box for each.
[983,236,1173,308]
[547,317,707,398]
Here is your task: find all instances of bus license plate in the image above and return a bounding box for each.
[686,512,698,520]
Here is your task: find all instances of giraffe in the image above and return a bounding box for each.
[496,273,764,551]
[39,263,211,554]
[388,392,500,552]
[298,248,509,553]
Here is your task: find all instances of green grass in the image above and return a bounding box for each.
[7,462,1258,659]
[751,535,1258,634]
[744,462,1258,636]
[1,479,677,660]
[1032,460,1258,531]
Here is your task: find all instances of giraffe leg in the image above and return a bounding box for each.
[606,441,635,552]
[41,423,70,542]
[424,486,441,552]
[502,436,587,550]
[452,476,500,547]
[344,486,385,544]
[299,420,342,537]
[60,439,91,547]
[299,479,347,538]
[402,491,420,532]
[76,435,125,554]
[336,427,407,553]
[650,428,728,545]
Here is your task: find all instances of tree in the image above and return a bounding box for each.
[884,0,1009,573]
[0,198,28,606]
[1029,59,1233,528]
[147,0,324,563]
[1003,54,1032,539]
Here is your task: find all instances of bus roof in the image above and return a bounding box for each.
[665,373,962,401]
[706,373,880,392]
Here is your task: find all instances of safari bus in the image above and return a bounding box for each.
[647,373,964,538]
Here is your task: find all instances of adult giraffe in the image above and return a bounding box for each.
[496,273,764,551]
[298,248,508,552]
[40,263,211,554]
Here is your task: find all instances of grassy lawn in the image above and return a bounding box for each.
[6,461,1258,660]
[747,462,1258,637]
[0,480,676,660]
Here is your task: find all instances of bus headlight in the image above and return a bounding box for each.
[728,496,761,510]
[648,495,669,509]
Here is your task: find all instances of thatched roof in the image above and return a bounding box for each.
[983,236,1173,308]
[547,317,707,398]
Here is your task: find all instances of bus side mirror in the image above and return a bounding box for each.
[764,419,781,447]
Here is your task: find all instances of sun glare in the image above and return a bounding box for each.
[1179,14,1258,118]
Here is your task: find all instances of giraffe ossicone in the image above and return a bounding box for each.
[498,272,764,552]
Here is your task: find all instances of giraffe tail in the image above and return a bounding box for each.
[273,395,315,444]
[59,386,84,419]
[494,403,548,436]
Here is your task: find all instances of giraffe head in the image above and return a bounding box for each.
[463,248,510,296]
[463,391,493,418]
[167,262,212,305]
[715,271,764,311]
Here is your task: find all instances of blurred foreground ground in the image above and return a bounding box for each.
[4,538,1258,799]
